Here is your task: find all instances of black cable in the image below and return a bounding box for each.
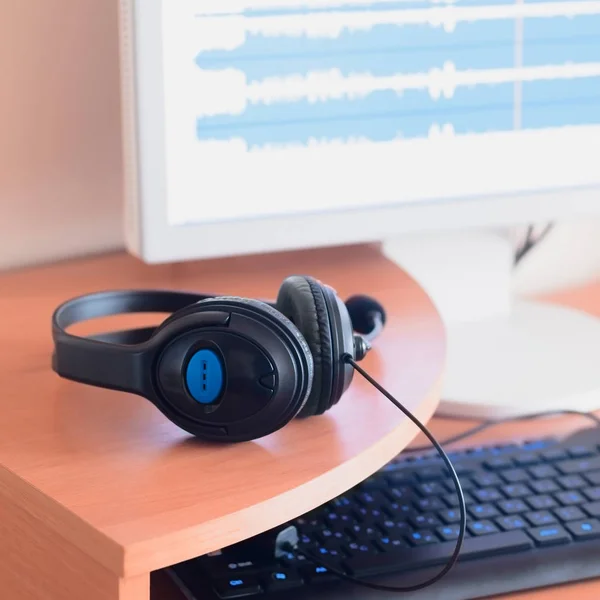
[282,354,467,593]
[406,408,600,454]
[514,223,554,265]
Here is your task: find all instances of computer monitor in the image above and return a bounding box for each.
[119,0,600,418]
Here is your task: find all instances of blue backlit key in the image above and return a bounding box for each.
[300,565,337,583]
[583,487,600,502]
[264,570,303,592]
[408,530,438,545]
[469,520,499,536]
[213,576,262,599]
[496,515,527,531]
[525,511,557,527]
[565,518,600,541]
[527,525,571,547]
[556,491,585,506]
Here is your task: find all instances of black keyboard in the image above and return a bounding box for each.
[168,428,600,600]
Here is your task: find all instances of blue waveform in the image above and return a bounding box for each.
[194,2,600,148]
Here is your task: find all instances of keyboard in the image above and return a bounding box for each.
[168,427,600,600]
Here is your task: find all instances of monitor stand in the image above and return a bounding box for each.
[382,230,600,419]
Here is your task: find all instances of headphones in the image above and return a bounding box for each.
[52,275,386,443]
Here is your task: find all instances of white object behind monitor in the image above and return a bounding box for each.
[118,0,600,418]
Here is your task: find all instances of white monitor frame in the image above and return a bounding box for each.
[119,0,600,265]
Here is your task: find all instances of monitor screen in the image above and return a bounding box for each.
[161,1,600,227]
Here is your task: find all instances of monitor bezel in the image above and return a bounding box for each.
[122,0,600,264]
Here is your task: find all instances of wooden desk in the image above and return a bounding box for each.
[0,245,445,600]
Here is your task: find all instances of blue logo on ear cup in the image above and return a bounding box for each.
[185,349,224,404]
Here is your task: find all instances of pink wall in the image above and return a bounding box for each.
[0,1,124,269]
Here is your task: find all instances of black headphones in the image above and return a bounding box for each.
[51,275,386,443]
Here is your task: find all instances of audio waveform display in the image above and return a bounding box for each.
[162,0,600,225]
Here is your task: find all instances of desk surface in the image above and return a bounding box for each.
[154,279,600,600]
[0,244,444,588]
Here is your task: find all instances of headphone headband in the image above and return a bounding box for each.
[52,286,385,420]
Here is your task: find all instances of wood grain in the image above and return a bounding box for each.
[0,244,446,597]
[0,466,148,600]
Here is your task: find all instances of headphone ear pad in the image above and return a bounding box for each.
[276,276,334,417]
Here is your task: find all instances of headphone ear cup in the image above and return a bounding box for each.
[276,276,335,417]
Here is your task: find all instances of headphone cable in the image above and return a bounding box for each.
[406,409,600,454]
[281,354,467,592]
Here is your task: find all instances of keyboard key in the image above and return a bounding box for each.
[319,531,346,548]
[583,487,600,502]
[325,512,353,531]
[385,471,415,486]
[469,520,499,536]
[410,513,441,529]
[443,491,474,508]
[280,551,309,568]
[498,499,528,515]
[380,520,411,535]
[530,479,560,494]
[344,531,533,578]
[436,524,462,541]
[453,463,476,477]
[473,473,503,487]
[514,453,540,467]
[416,482,446,497]
[555,506,586,522]
[416,467,446,481]
[557,456,600,475]
[407,530,438,546]
[565,518,600,541]
[557,475,587,490]
[527,525,571,547]
[585,471,600,486]
[349,523,379,538]
[204,558,263,576]
[314,546,343,560]
[376,536,410,551]
[583,502,600,517]
[528,465,558,479]
[473,487,504,503]
[385,486,413,502]
[345,541,375,555]
[299,533,319,547]
[484,457,513,470]
[213,576,262,599]
[355,491,387,506]
[542,448,568,462]
[502,469,530,483]
[567,445,595,459]
[385,502,414,517]
[438,508,462,524]
[502,484,531,499]
[300,565,337,584]
[496,515,528,531]
[263,570,303,592]
[415,497,445,512]
[555,491,585,506]
[443,477,474,492]
[355,507,385,523]
[528,495,557,510]
[526,511,557,527]
[470,504,500,519]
